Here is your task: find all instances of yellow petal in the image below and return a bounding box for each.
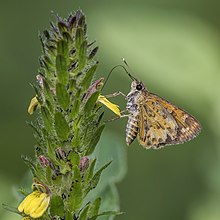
[28,96,39,115]
[30,195,50,218]
[24,192,46,215]
[98,95,121,117]
[18,191,39,213]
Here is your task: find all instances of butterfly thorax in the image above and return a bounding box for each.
[126,82,149,114]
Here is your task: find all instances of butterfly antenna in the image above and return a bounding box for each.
[101,64,136,91]
[122,58,138,80]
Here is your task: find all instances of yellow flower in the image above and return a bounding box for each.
[98,95,121,117]
[18,191,50,218]
[28,96,39,115]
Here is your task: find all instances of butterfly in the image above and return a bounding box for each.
[125,80,201,149]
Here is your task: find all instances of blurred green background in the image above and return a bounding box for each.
[1,0,220,219]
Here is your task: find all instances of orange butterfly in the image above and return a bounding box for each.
[125,80,201,149]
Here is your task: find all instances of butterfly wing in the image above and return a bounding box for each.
[138,93,201,149]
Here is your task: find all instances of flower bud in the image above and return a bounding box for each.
[83,77,104,102]
[39,155,50,167]
[79,156,89,171]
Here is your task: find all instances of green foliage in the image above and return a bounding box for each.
[84,91,100,115]
[68,151,80,167]
[50,195,65,217]
[56,82,70,111]
[88,197,101,218]
[67,166,83,212]
[86,124,105,155]
[82,64,98,90]
[21,155,37,178]
[84,161,112,196]
[56,54,69,85]
[54,112,70,141]
[79,204,90,220]
[6,10,125,220]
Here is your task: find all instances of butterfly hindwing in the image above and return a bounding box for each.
[137,93,201,149]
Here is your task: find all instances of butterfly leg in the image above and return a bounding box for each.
[104,110,130,123]
[104,91,127,99]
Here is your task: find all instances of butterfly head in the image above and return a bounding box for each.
[131,80,146,92]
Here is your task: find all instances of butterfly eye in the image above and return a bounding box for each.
[136,84,142,91]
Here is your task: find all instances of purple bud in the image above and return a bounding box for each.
[39,155,50,167]
[80,156,89,171]
[83,77,104,102]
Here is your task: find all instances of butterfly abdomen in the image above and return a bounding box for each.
[126,116,139,146]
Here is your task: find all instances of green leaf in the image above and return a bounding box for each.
[68,151,80,167]
[71,127,81,147]
[50,195,65,217]
[90,211,124,220]
[65,211,73,220]
[78,40,87,70]
[91,161,112,186]
[69,79,76,92]
[88,197,101,219]
[70,89,82,120]
[70,98,80,119]
[58,21,68,33]
[68,166,83,212]
[75,27,83,52]
[85,161,112,195]
[41,106,53,132]
[26,121,41,140]
[56,54,69,85]
[79,203,90,220]
[31,84,42,104]
[45,166,52,185]
[73,164,81,180]
[2,204,19,214]
[21,155,37,177]
[86,124,105,155]
[45,99,54,114]
[63,32,72,44]
[83,158,96,191]
[56,82,70,110]
[17,188,29,197]
[61,172,72,190]
[47,141,57,161]
[84,91,99,116]
[54,112,70,141]
[82,64,98,91]
[43,55,53,68]
[52,173,62,186]
[43,79,54,105]
[57,39,68,58]
[88,46,99,60]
